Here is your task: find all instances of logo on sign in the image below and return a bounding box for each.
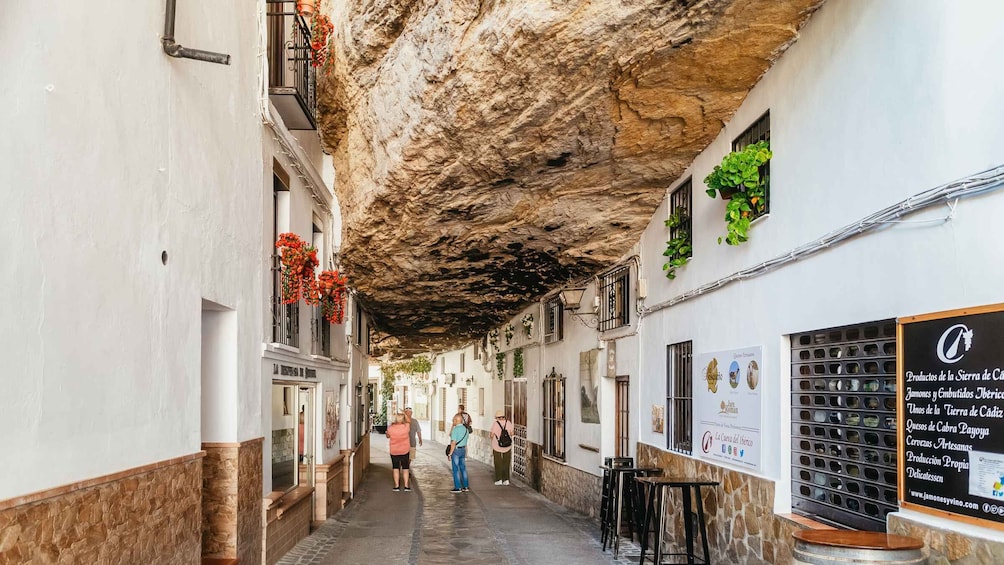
[701,431,713,454]
[936,324,973,364]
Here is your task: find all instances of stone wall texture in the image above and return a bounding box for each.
[237,439,264,565]
[540,456,602,518]
[318,0,824,351]
[889,514,1004,565]
[202,439,263,565]
[0,455,201,565]
[638,443,807,564]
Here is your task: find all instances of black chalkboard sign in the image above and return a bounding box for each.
[898,304,1004,531]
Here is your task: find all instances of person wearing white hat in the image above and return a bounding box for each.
[490,409,514,485]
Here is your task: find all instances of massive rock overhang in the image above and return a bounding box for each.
[318,0,824,355]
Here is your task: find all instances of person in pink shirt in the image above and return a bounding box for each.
[386,413,412,491]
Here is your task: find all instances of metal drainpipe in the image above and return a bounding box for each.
[162,0,231,65]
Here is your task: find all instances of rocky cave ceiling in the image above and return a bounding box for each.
[317,0,824,355]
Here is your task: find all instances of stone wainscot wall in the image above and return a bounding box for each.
[638,443,815,564]
[0,454,203,565]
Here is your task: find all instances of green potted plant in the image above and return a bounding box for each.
[704,141,772,245]
[372,405,387,434]
[662,206,692,279]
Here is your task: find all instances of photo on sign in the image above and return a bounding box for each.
[580,349,600,424]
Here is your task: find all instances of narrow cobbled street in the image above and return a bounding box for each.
[277,437,637,565]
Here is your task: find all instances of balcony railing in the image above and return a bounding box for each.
[310,306,331,357]
[272,255,299,347]
[266,1,317,130]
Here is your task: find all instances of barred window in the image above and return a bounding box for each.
[543,370,566,460]
[669,178,693,259]
[460,353,465,373]
[667,341,693,453]
[733,112,771,218]
[544,297,564,343]
[790,320,898,531]
[599,266,630,331]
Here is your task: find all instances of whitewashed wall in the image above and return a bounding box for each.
[635,0,1004,517]
[0,0,264,500]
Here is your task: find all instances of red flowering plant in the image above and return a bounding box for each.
[309,13,334,68]
[317,270,348,324]
[275,233,320,305]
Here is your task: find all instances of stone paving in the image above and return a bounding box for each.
[277,437,642,565]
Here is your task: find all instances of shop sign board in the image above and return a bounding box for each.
[693,345,763,472]
[899,303,1004,530]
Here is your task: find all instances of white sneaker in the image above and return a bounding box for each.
[494,480,503,485]
[502,480,510,485]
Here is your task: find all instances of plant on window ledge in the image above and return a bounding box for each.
[521,314,534,337]
[276,232,319,304]
[704,140,771,245]
[317,270,347,324]
[513,348,524,378]
[504,324,515,346]
[662,206,692,280]
[496,353,505,380]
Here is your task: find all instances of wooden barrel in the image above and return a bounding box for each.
[792,530,925,565]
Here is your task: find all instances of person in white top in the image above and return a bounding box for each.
[490,409,514,485]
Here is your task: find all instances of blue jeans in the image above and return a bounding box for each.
[450,446,469,489]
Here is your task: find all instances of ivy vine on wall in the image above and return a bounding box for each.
[513,348,524,378]
[496,352,505,380]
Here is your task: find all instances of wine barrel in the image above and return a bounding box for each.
[792,530,925,565]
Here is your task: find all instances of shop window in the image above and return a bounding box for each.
[790,320,898,530]
[667,341,693,454]
[599,266,630,331]
[543,369,566,460]
[733,112,771,218]
[544,297,564,343]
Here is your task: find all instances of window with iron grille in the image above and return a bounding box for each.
[790,320,898,531]
[543,371,566,460]
[667,341,693,454]
[599,266,630,331]
[616,376,630,457]
[732,111,771,218]
[460,353,465,373]
[668,178,693,259]
[353,301,363,346]
[544,297,564,343]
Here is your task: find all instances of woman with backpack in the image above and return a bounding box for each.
[491,409,514,485]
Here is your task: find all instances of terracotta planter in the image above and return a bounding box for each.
[296,0,315,16]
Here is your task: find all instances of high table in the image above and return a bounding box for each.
[636,476,719,565]
[599,465,660,557]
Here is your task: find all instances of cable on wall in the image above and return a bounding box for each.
[642,164,1004,317]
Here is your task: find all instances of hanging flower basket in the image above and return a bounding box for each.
[275,232,320,305]
[296,0,316,16]
[504,324,515,346]
[521,314,534,337]
[317,270,348,324]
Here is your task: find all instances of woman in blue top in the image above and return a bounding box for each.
[446,413,470,492]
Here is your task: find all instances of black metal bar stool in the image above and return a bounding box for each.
[636,476,719,565]
[599,465,661,557]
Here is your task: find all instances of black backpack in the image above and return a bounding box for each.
[497,418,512,448]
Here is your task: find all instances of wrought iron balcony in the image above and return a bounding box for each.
[272,255,300,347]
[266,1,317,130]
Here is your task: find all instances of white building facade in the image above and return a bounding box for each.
[0,1,372,564]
